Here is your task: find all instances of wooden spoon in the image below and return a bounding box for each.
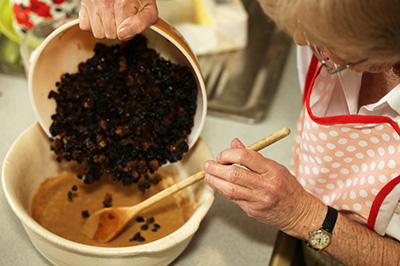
[82,127,291,243]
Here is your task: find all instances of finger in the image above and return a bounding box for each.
[91,11,105,39]
[117,3,158,40]
[103,9,117,39]
[205,160,256,188]
[217,148,274,174]
[205,172,262,219]
[79,6,91,32]
[204,173,253,201]
[114,0,140,40]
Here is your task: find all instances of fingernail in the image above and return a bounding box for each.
[204,161,209,170]
[118,26,134,40]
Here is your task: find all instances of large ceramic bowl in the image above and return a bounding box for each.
[28,18,207,150]
[2,122,215,266]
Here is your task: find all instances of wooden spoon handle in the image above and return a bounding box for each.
[132,127,291,212]
[245,127,291,151]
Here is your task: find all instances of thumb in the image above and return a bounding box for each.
[117,5,158,40]
[231,138,246,149]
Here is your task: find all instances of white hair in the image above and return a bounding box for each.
[258,0,400,63]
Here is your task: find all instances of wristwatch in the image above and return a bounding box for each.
[306,205,338,251]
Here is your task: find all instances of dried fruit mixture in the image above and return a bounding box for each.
[48,34,197,189]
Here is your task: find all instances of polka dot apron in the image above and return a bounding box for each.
[290,56,400,240]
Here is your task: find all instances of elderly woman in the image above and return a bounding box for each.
[205,1,400,265]
[79,0,400,264]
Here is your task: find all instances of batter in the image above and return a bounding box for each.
[31,170,193,247]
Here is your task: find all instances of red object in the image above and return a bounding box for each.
[27,0,52,18]
[52,0,67,4]
[12,4,34,28]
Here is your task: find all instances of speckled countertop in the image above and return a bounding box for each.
[0,44,301,266]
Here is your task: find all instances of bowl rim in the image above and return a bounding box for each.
[2,121,215,257]
[27,18,207,149]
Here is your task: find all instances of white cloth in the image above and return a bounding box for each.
[296,46,400,119]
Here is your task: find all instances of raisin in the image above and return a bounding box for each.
[136,216,145,222]
[47,35,197,191]
[102,193,113,208]
[129,232,146,242]
[141,224,149,231]
[81,210,90,218]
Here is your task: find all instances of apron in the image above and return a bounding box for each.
[290,56,400,240]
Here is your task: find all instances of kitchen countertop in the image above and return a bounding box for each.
[0,44,301,266]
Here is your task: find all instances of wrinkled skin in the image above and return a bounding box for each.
[204,138,325,239]
[79,0,158,40]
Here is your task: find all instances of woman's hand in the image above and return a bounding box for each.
[79,0,158,40]
[204,138,326,238]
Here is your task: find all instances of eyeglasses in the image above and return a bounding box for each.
[304,31,368,74]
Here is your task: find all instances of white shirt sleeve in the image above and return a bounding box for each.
[385,207,400,241]
[296,45,313,94]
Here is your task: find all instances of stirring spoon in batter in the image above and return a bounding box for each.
[82,127,291,243]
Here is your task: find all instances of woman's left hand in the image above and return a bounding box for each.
[204,138,324,237]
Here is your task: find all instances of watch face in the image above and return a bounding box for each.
[309,229,331,250]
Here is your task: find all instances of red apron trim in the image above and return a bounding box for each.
[304,65,400,137]
[367,175,400,230]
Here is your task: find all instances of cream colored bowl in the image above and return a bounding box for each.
[28,18,207,149]
[2,122,215,266]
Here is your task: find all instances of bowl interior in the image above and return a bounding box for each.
[28,19,206,149]
[2,122,215,258]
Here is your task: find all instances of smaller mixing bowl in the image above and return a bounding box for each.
[2,122,215,266]
[2,17,213,266]
[28,18,207,150]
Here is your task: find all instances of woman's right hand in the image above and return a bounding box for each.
[79,0,158,41]
[204,138,327,239]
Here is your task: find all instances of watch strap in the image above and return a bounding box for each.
[322,206,338,233]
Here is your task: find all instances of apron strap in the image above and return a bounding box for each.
[303,55,320,104]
